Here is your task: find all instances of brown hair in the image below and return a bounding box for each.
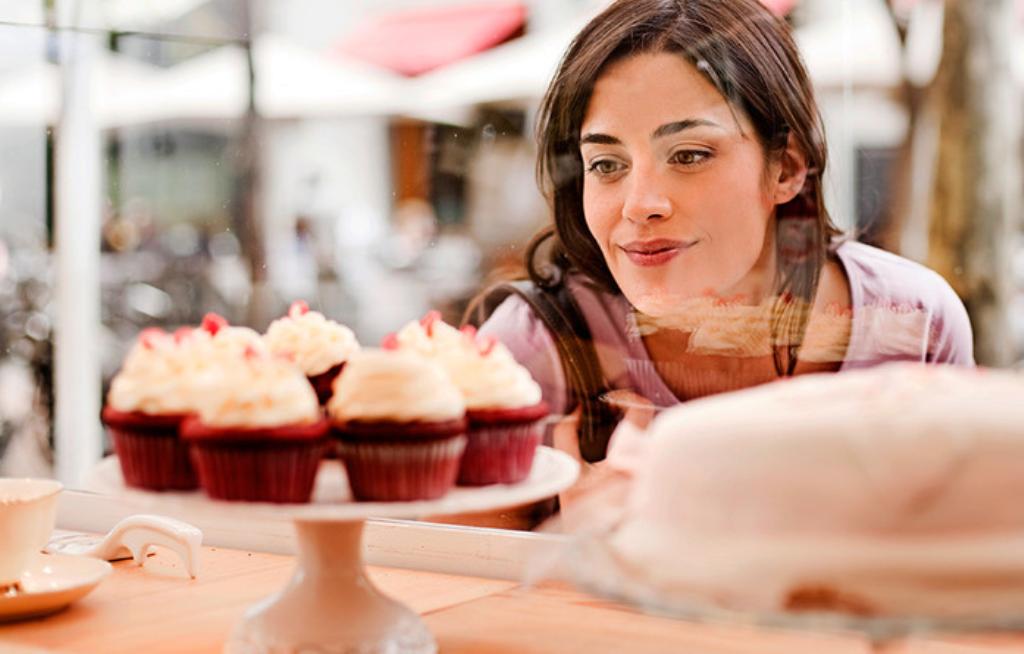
[530,0,843,375]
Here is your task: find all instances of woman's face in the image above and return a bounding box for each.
[580,52,784,316]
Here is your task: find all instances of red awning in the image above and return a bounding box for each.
[760,0,799,16]
[334,3,527,77]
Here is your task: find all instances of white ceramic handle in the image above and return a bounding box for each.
[45,514,203,578]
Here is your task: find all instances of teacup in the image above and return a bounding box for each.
[0,478,62,588]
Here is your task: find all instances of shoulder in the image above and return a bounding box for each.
[477,289,569,413]
[837,240,974,365]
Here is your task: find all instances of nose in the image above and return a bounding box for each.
[622,168,673,224]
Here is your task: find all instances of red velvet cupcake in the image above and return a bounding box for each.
[334,418,466,501]
[182,418,329,503]
[461,401,549,486]
[102,327,209,491]
[102,407,195,491]
[328,349,467,501]
[390,312,548,486]
[182,350,329,503]
[264,300,360,405]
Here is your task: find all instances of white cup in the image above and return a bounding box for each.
[0,478,62,587]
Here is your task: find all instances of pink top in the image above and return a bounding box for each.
[479,241,975,416]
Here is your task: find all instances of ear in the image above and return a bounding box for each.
[771,134,809,206]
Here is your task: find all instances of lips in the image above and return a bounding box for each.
[620,238,696,267]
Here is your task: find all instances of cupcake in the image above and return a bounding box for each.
[102,327,208,491]
[327,348,467,501]
[181,348,328,503]
[196,312,269,360]
[390,311,548,485]
[263,300,360,404]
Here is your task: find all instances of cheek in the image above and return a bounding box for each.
[703,163,773,241]
[582,186,618,253]
[703,206,768,256]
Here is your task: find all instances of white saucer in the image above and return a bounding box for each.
[0,553,112,623]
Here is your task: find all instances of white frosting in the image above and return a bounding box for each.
[208,326,267,358]
[192,352,321,428]
[609,363,1024,616]
[394,317,542,410]
[264,309,360,376]
[107,329,212,415]
[327,348,465,423]
[109,322,275,416]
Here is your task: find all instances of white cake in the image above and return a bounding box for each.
[609,363,1024,618]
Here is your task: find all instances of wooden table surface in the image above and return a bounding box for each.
[1,545,1023,654]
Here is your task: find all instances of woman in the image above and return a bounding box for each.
[473,0,973,465]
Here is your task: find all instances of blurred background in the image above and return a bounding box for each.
[0,0,1021,485]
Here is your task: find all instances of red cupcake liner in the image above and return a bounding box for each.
[101,406,197,491]
[308,362,344,406]
[336,435,466,502]
[458,402,549,486]
[181,417,329,503]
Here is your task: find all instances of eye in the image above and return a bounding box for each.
[670,150,712,166]
[586,159,624,176]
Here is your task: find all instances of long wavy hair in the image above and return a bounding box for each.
[529,0,843,375]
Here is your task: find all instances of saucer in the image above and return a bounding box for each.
[0,553,112,623]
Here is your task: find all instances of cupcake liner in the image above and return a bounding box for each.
[335,432,466,502]
[308,363,345,406]
[181,418,329,503]
[101,407,197,491]
[458,423,542,486]
[189,441,328,503]
[458,403,548,486]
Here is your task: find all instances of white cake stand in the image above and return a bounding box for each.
[88,447,579,654]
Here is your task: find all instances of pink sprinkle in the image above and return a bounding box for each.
[381,332,400,350]
[419,310,442,336]
[243,345,260,360]
[172,327,194,344]
[139,328,165,349]
[201,313,228,336]
[478,336,497,357]
[288,300,310,318]
[460,325,477,338]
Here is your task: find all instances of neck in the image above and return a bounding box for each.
[720,217,778,305]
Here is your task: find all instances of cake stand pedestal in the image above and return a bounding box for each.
[87,447,579,654]
[228,520,433,654]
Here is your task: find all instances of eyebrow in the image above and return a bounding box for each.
[580,118,723,145]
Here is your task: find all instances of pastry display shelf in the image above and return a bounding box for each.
[88,446,579,654]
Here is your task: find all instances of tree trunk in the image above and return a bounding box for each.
[927,0,1022,366]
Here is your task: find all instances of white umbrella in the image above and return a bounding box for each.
[109,35,409,125]
[255,35,406,119]
[109,46,248,126]
[0,61,56,126]
[408,19,588,113]
[0,54,158,127]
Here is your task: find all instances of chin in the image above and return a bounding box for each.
[622,284,704,318]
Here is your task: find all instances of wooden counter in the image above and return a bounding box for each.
[1,545,1022,654]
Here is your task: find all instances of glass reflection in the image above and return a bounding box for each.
[0,0,1020,537]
